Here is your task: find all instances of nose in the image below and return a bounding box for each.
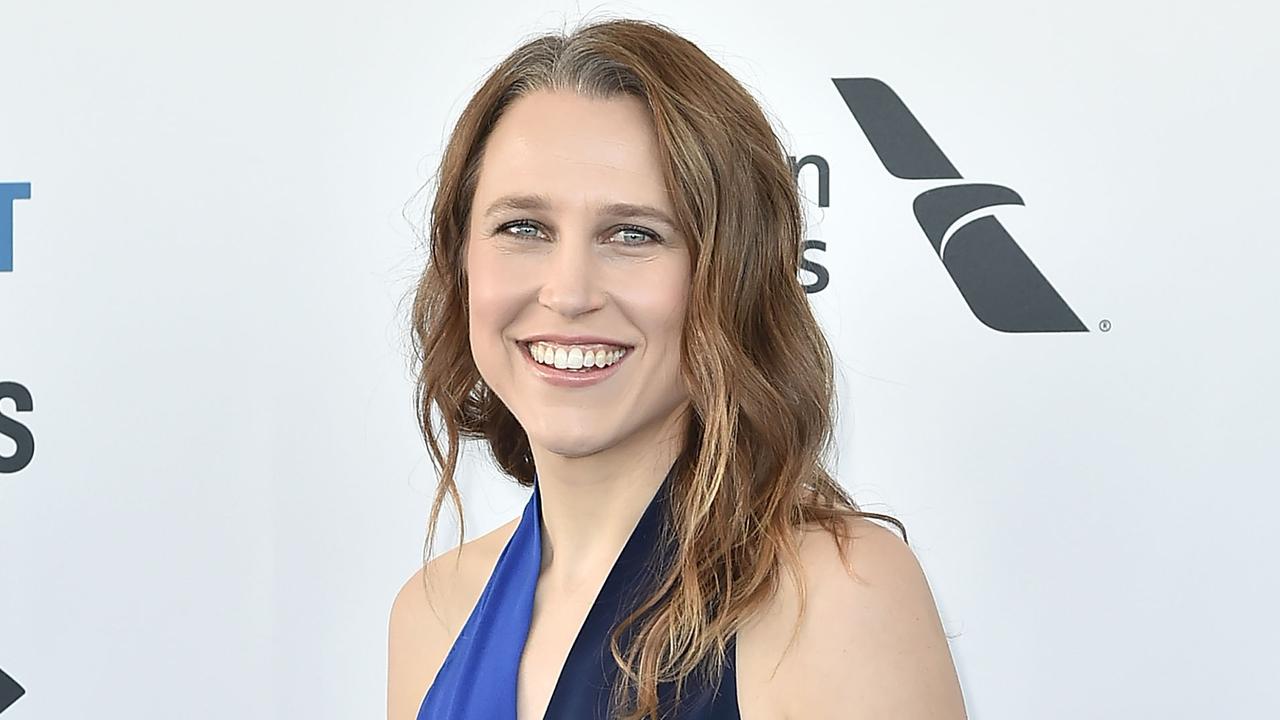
[537,231,605,318]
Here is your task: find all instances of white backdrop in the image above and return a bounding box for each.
[2,1,1278,718]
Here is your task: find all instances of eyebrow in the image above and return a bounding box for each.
[481,193,678,229]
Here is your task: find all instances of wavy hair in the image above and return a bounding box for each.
[407,15,907,720]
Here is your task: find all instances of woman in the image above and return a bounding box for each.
[388,16,967,720]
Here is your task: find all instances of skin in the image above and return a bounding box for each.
[387,90,968,720]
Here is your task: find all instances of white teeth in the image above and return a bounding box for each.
[527,341,627,371]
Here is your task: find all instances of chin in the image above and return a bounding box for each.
[525,424,621,460]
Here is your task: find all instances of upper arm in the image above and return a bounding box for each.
[387,562,454,720]
[787,518,968,719]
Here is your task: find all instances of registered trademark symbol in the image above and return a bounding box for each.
[1099,319,1111,332]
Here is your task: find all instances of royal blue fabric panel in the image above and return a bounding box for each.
[417,480,543,718]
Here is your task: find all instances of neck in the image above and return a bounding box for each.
[530,411,687,594]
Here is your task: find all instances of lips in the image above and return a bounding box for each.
[516,340,629,388]
[517,333,634,348]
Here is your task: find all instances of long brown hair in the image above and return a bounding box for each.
[407,15,907,720]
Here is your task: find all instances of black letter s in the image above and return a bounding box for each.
[0,381,35,474]
[801,239,830,294]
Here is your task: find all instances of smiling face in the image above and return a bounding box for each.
[464,90,692,461]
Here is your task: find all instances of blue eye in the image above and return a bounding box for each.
[499,221,544,239]
[614,225,662,247]
[495,220,662,247]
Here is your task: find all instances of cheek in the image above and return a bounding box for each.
[648,270,690,385]
[612,266,689,389]
[624,268,689,339]
[466,248,523,359]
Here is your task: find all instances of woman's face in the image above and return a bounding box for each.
[465,90,691,461]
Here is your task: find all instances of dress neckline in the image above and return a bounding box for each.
[418,461,739,719]
[536,466,675,717]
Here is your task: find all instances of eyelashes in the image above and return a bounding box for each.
[493,219,664,247]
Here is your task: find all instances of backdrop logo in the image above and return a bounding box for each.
[0,667,22,713]
[1,183,36,477]
[834,78,1087,333]
[1,183,31,273]
[0,183,32,711]
[790,154,831,294]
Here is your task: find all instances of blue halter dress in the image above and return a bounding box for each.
[418,463,741,719]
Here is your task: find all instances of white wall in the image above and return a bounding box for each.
[2,1,1277,717]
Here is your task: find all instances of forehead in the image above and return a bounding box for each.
[472,90,673,217]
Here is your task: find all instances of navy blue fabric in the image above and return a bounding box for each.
[419,463,740,719]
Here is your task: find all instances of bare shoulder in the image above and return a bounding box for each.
[795,516,966,718]
[386,516,521,720]
[742,516,967,720]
